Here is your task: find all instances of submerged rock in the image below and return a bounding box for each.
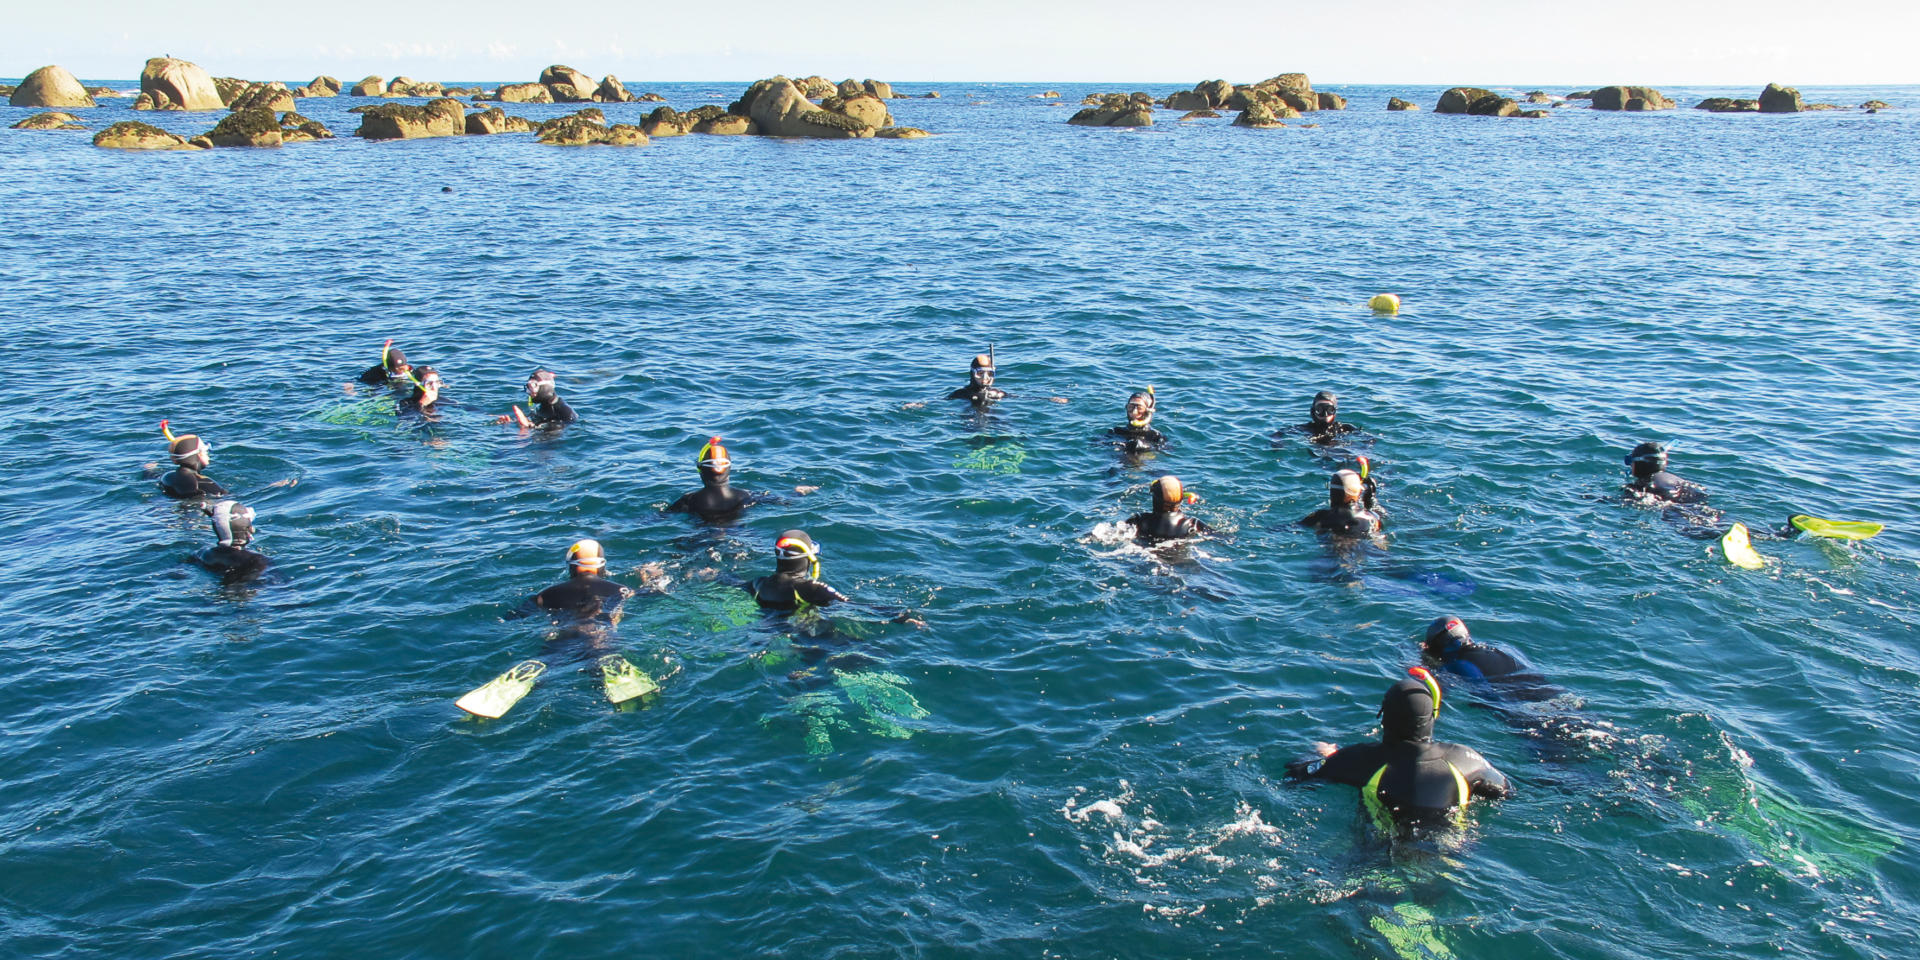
[1387,97,1420,111]
[11,111,88,130]
[874,126,929,138]
[1178,109,1221,120]
[93,120,205,150]
[205,107,283,147]
[9,65,95,108]
[1696,98,1758,112]
[1759,83,1803,113]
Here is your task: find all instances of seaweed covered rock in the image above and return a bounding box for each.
[594,75,632,103]
[141,57,224,110]
[1197,79,1233,108]
[537,116,648,146]
[390,78,446,98]
[1387,97,1420,111]
[306,75,341,97]
[278,112,333,143]
[824,93,891,129]
[1317,92,1347,110]
[211,76,250,106]
[1227,73,1319,113]
[1468,95,1520,117]
[1759,83,1802,113]
[10,65,95,108]
[1524,90,1552,103]
[1069,94,1154,126]
[356,99,465,139]
[874,126,929,138]
[93,120,204,150]
[497,83,554,104]
[1436,87,1496,114]
[836,78,863,98]
[229,82,296,113]
[538,108,605,133]
[1179,109,1221,120]
[349,76,386,97]
[1861,100,1892,110]
[687,105,751,135]
[795,76,834,99]
[1591,85,1673,111]
[641,106,688,137]
[464,107,535,135]
[1232,103,1288,128]
[11,111,88,130]
[205,107,283,147]
[1165,90,1210,111]
[1696,98,1758,112]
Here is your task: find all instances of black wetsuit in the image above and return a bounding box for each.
[1431,642,1565,702]
[748,572,848,611]
[1126,509,1212,543]
[1297,421,1358,442]
[359,364,408,386]
[1625,470,1706,505]
[1289,738,1510,825]
[1299,503,1382,537]
[669,482,751,521]
[1111,425,1167,453]
[160,466,226,499]
[192,545,269,582]
[528,397,576,426]
[948,384,1009,405]
[514,573,631,622]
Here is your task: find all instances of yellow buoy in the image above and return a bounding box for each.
[1369,293,1400,314]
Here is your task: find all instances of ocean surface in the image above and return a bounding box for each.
[2,79,1918,959]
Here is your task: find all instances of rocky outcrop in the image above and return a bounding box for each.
[686,105,751,135]
[1861,100,1892,110]
[306,75,341,97]
[1468,95,1520,117]
[1179,109,1220,120]
[11,111,87,130]
[1436,87,1496,114]
[1069,94,1154,126]
[497,83,554,104]
[464,107,535,135]
[1566,90,1593,99]
[141,57,224,111]
[387,78,445,98]
[278,112,334,143]
[211,76,250,106]
[1317,91,1347,110]
[93,120,204,150]
[204,107,283,147]
[539,65,595,102]
[921,91,940,98]
[594,76,632,102]
[795,76,834,99]
[9,65,95,108]
[1591,85,1673,110]
[1165,90,1210,111]
[229,82,296,113]
[864,79,894,99]
[1759,83,1802,113]
[637,92,666,102]
[824,93,891,129]
[349,76,385,97]
[1225,73,1320,115]
[1232,103,1288,128]
[1696,98,1758,112]
[356,98,466,139]
[733,77,876,138]
[837,78,863,98]
[1524,90,1552,103]
[1196,79,1233,108]
[875,126,929,138]
[641,106,688,137]
[536,115,647,146]
[1387,97,1419,111]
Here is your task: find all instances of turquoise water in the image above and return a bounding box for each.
[3,81,1918,958]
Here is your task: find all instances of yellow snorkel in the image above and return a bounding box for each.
[1408,665,1442,716]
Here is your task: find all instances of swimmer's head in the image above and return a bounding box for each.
[970,354,995,387]
[1309,390,1338,427]
[697,436,732,484]
[1329,469,1363,507]
[1379,674,1438,743]
[1626,441,1667,479]
[566,538,607,575]
[1126,387,1156,428]
[525,370,557,404]
[412,367,443,401]
[386,348,408,375]
[206,499,255,548]
[161,421,212,469]
[1151,475,1196,512]
[1424,616,1471,658]
[774,529,821,580]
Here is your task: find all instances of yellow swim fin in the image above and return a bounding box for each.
[1789,514,1883,541]
[599,654,659,704]
[1721,523,1766,570]
[456,660,546,718]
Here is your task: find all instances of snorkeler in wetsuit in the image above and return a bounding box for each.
[748,530,849,611]
[668,436,754,521]
[1299,465,1382,537]
[191,499,269,582]
[1421,616,1564,702]
[511,539,632,622]
[1126,475,1213,543]
[947,352,1009,406]
[400,366,445,415]
[1623,442,1705,504]
[1286,669,1511,828]
[503,369,576,428]
[358,339,415,387]
[1110,387,1166,453]
[1295,390,1359,442]
[157,420,227,499]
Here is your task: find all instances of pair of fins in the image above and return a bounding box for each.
[1720,514,1885,571]
[455,655,659,719]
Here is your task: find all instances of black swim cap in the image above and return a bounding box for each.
[774,530,820,577]
[207,499,255,548]
[386,347,408,371]
[526,370,557,403]
[1626,441,1667,472]
[1379,678,1436,743]
[1424,616,1470,656]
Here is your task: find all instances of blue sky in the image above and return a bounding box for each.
[6,1,1916,85]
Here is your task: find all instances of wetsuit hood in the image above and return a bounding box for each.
[698,436,732,486]
[1329,470,1363,508]
[774,529,820,577]
[1310,390,1338,428]
[386,346,408,372]
[1151,475,1189,513]
[970,354,995,387]
[1424,616,1471,658]
[526,370,558,405]
[567,538,607,575]
[1126,387,1156,428]
[1380,678,1436,744]
[207,500,255,548]
[1626,442,1667,479]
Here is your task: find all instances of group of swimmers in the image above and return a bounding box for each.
[151,338,1765,833]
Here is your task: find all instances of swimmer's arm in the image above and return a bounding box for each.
[664,492,695,514]
[1451,747,1511,799]
[945,387,973,400]
[1285,743,1377,785]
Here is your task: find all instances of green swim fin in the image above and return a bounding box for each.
[1721,523,1766,570]
[456,659,546,718]
[599,654,659,704]
[1789,514,1884,541]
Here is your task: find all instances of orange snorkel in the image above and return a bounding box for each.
[160,419,177,444]
[1408,665,1442,716]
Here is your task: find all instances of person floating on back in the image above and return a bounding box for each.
[1126,475,1213,543]
[1299,463,1382,537]
[1286,668,1511,830]
[157,420,226,499]
[192,499,269,582]
[947,351,1008,406]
